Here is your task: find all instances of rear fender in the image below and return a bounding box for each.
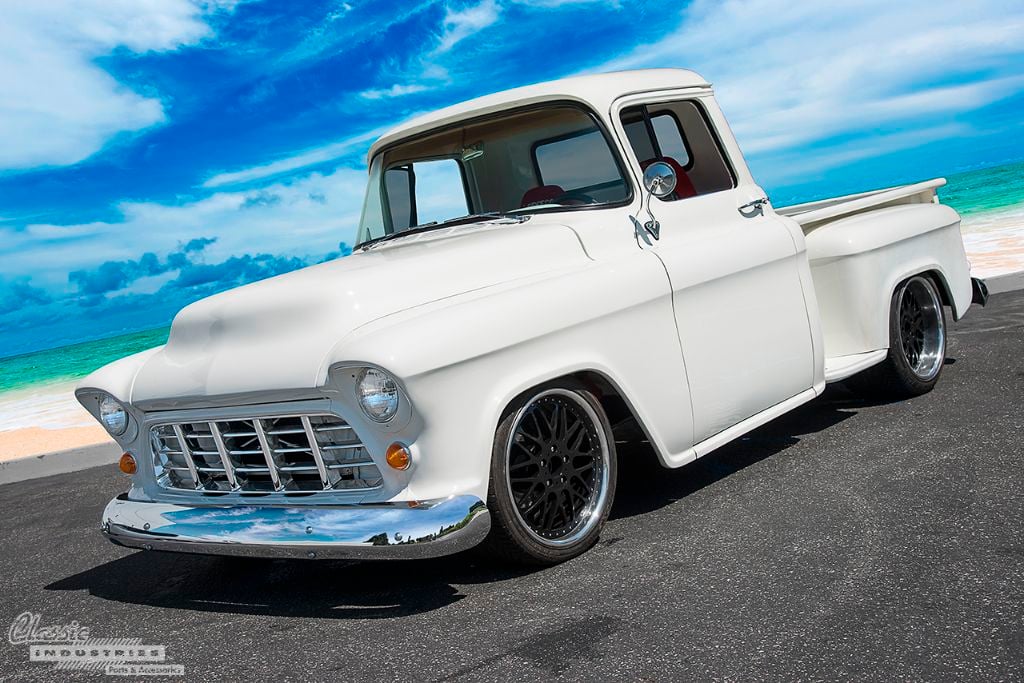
[806,203,972,357]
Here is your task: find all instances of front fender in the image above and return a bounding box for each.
[76,346,164,403]
[75,346,164,450]
[323,253,694,500]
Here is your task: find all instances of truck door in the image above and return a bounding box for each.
[618,98,816,444]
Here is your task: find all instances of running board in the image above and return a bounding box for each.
[659,387,819,468]
[824,349,888,383]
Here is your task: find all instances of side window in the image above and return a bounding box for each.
[531,128,627,203]
[620,101,734,201]
[384,158,470,229]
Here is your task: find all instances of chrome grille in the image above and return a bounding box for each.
[151,414,382,493]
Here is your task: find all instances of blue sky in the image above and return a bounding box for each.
[1,0,1023,357]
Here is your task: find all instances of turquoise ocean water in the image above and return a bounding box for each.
[1,160,1021,395]
[940,160,1024,220]
[0,327,169,394]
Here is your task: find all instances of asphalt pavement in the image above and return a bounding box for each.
[1,291,1022,681]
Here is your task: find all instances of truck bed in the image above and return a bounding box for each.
[777,179,946,233]
[781,177,972,384]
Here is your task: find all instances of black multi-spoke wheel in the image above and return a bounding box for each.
[848,275,947,398]
[507,391,606,543]
[483,383,616,564]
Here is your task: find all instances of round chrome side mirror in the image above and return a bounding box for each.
[643,161,677,198]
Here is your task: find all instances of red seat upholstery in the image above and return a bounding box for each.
[640,157,697,199]
[520,184,564,208]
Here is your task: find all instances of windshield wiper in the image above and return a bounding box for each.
[357,212,528,251]
[438,211,528,228]
[357,222,438,251]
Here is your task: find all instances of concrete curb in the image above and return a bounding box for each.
[984,271,1024,295]
[0,443,120,485]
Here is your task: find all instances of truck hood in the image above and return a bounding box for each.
[129,219,588,404]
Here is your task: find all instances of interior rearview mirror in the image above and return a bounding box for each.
[643,161,677,198]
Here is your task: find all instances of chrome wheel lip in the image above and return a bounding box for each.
[504,388,611,548]
[896,276,945,381]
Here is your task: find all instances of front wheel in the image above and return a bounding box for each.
[848,275,947,398]
[482,383,617,565]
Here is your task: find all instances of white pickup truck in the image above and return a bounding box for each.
[78,69,987,565]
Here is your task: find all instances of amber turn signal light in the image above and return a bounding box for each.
[119,452,137,475]
[385,443,411,470]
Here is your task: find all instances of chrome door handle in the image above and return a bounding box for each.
[738,196,770,218]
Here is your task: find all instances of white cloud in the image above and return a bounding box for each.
[737,75,1024,156]
[359,83,432,100]
[202,125,390,188]
[594,0,1024,168]
[511,0,620,6]
[433,0,501,54]
[350,1,502,102]
[0,0,237,170]
[270,1,437,74]
[1,166,368,290]
[762,123,970,185]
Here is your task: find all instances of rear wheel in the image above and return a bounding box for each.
[848,275,947,398]
[482,383,616,565]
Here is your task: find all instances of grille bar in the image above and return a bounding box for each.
[171,424,200,489]
[151,413,382,495]
[253,419,282,491]
[208,422,239,490]
[301,415,330,488]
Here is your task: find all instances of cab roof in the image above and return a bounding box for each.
[367,68,709,161]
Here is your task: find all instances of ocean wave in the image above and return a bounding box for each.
[0,381,95,432]
[961,203,1024,233]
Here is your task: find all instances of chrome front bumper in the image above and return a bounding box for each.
[101,493,490,560]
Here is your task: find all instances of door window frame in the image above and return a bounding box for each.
[623,107,696,173]
[611,90,742,206]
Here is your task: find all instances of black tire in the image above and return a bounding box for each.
[847,275,947,399]
[481,381,617,565]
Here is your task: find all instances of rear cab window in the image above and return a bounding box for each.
[531,129,628,204]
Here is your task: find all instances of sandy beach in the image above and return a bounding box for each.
[960,212,1024,278]
[0,425,113,461]
[0,382,113,461]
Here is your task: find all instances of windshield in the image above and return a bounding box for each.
[356,104,631,246]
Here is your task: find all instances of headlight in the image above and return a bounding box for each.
[356,368,400,423]
[98,394,128,436]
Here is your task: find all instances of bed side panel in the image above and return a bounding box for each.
[806,203,971,359]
